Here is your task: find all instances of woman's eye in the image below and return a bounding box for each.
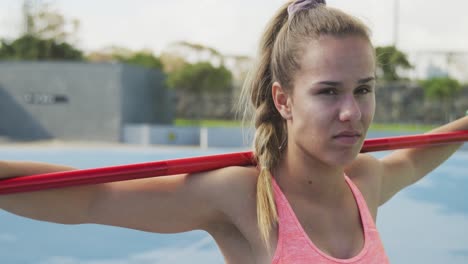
[318,88,337,95]
[355,86,372,95]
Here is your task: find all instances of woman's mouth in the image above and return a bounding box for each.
[332,131,362,145]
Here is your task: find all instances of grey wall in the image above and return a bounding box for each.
[0,85,52,140]
[0,62,171,142]
[120,65,173,126]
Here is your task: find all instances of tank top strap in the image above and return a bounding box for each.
[343,174,376,229]
[271,175,312,263]
[271,176,304,231]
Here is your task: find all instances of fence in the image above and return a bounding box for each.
[122,124,254,148]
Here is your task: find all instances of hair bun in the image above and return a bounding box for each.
[287,0,327,19]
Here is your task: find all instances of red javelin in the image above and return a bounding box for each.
[0,130,467,195]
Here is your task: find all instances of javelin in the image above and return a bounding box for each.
[0,130,467,195]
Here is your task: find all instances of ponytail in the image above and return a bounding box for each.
[237,2,291,249]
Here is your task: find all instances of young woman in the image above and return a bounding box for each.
[1,1,467,263]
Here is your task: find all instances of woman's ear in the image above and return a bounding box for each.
[272,82,292,120]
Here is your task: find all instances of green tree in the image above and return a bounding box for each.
[375,46,412,82]
[0,34,82,60]
[87,47,163,70]
[167,61,233,119]
[0,0,82,60]
[166,62,232,93]
[171,41,224,64]
[160,52,187,73]
[117,51,163,70]
[420,77,462,122]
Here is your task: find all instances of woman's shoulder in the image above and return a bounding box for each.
[195,165,259,217]
[200,166,261,241]
[198,165,259,193]
[209,166,259,208]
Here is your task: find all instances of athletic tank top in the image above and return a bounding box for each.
[271,175,390,264]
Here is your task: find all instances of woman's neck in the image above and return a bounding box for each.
[273,144,348,205]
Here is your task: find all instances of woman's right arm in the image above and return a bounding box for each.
[0,160,103,224]
[0,160,76,178]
[0,160,251,234]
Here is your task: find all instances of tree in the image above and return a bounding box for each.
[86,47,163,70]
[164,41,225,67]
[86,46,133,62]
[22,0,80,43]
[0,0,82,60]
[166,62,232,94]
[117,51,163,70]
[167,62,233,119]
[375,46,412,82]
[420,77,462,122]
[160,52,187,73]
[0,34,82,60]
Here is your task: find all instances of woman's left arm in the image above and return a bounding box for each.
[378,115,468,205]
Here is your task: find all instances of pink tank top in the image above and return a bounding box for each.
[271,175,390,264]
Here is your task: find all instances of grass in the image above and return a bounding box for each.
[175,119,437,132]
[174,119,242,127]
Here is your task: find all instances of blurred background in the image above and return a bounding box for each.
[0,1,468,264]
[0,0,467,145]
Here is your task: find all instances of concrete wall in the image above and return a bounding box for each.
[0,62,171,142]
[120,65,173,126]
[0,84,53,140]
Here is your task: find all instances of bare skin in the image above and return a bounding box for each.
[1,35,467,264]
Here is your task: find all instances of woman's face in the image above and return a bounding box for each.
[277,35,376,166]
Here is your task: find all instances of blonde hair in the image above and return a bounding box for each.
[238,1,372,248]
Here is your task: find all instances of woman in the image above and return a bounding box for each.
[1,1,467,263]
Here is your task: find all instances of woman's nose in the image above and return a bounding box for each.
[339,95,362,122]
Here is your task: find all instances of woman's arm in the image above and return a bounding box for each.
[0,160,97,224]
[0,161,244,233]
[0,160,76,178]
[378,115,468,205]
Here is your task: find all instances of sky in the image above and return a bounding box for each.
[0,0,467,57]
